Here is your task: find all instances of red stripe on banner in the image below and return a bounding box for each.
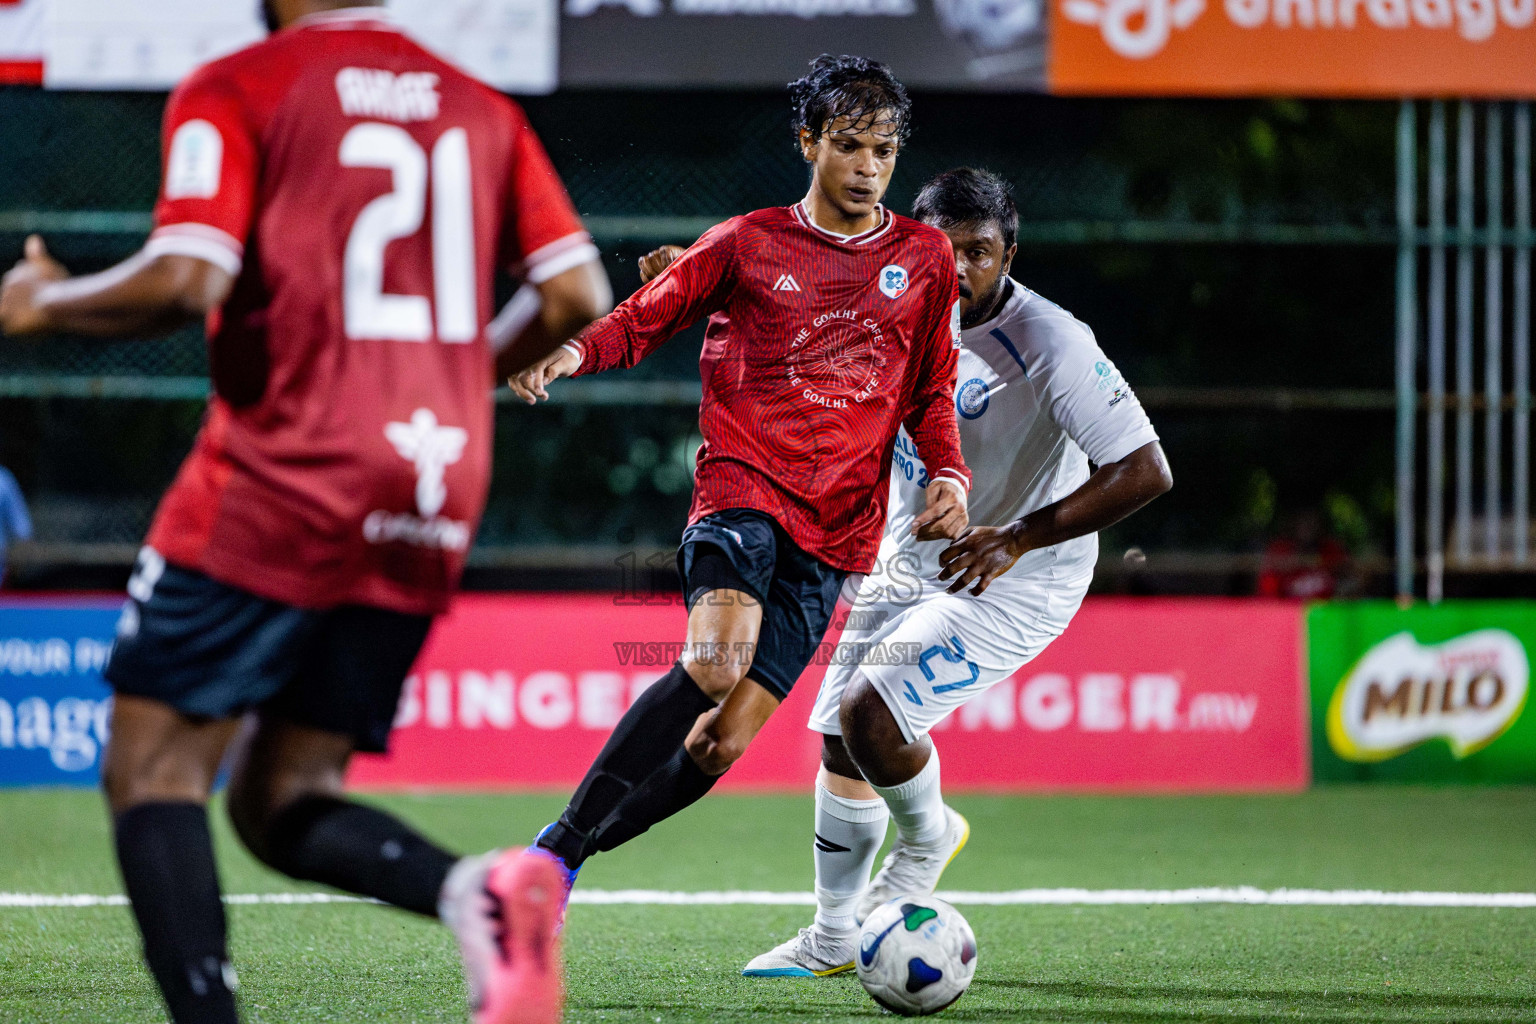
[348,595,1309,793]
[0,60,42,85]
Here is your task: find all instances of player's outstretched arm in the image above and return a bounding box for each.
[493,259,613,381]
[507,344,582,405]
[0,236,233,338]
[535,221,735,385]
[938,440,1173,595]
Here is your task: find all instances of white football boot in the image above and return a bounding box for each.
[741,926,857,977]
[855,805,970,924]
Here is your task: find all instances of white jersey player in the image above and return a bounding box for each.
[740,168,1173,977]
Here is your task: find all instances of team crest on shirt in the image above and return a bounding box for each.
[878,265,909,300]
[957,378,991,419]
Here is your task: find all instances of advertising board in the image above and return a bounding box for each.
[1,0,1528,95]
[350,595,1309,792]
[558,0,1047,89]
[0,595,1309,792]
[1309,601,1536,782]
[0,601,118,786]
[40,0,558,92]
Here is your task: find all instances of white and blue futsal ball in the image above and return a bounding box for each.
[856,896,977,1016]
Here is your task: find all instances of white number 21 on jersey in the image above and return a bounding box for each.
[340,122,476,344]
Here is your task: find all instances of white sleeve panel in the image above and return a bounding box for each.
[1027,318,1159,468]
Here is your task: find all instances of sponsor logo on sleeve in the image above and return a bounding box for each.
[165,119,223,200]
[1326,630,1529,762]
[879,264,910,299]
[1094,359,1132,406]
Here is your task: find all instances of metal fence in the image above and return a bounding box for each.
[1395,100,1534,601]
[3,88,1498,593]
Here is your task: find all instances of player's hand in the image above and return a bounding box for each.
[912,480,968,542]
[638,245,685,285]
[507,344,581,405]
[937,523,1027,596]
[0,236,68,336]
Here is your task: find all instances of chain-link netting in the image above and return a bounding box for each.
[0,87,1409,586]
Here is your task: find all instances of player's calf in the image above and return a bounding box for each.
[588,675,780,856]
[224,715,457,918]
[103,697,242,1024]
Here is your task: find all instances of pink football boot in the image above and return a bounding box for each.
[442,847,565,1024]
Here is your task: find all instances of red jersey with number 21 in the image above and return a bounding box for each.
[143,8,592,615]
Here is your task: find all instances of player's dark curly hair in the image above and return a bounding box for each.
[789,54,912,148]
[913,168,1018,250]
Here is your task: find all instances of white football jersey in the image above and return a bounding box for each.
[883,277,1159,584]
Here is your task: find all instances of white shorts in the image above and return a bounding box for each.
[810,559,1090,744]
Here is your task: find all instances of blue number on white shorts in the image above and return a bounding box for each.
[899,635,980,706]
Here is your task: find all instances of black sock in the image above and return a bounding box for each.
[261,795,457,917]
[537,662,716,869]
[591,746,722,854]
[114,802,238,1024]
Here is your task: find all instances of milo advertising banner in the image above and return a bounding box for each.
[1309,602,1535,782]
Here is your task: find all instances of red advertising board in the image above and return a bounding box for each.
[349,595,1308,792]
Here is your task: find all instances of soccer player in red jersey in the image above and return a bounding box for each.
[509,55,972,891]
[0,3,608,1023]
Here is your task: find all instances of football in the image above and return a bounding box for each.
[855,897,978,1016]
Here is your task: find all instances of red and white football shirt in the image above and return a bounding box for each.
[144,7,593,614]
[570,204,969,573]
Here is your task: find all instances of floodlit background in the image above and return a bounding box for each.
[0,4,1532,1021]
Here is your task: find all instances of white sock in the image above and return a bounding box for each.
[811,783,888,936]
[872,750,946,848]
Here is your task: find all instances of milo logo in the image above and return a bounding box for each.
[1327,630,1529,762]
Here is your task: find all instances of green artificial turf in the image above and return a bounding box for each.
[1,788,1533,1023]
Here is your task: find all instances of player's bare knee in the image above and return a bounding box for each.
[101,744,215,814]
[685,728,744,776]
[680,657,747,703]
[838,680,903,765]
[99,755,138,815]
[820,733,862,779]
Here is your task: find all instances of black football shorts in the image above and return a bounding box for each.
[676,508,847,701]
[104,553,432,753]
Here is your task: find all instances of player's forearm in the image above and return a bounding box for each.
[907,397,971,492]
[569,306,665,376]
[1006,441,1172,554]
[34,252,231,337]
[539,259,612,350]
[493,262,612,380]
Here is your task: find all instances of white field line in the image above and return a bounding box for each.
[2,887,1534,909]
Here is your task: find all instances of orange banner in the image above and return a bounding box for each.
[1049,0,1536,97]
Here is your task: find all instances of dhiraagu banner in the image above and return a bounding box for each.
[1309,602,1536,782]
